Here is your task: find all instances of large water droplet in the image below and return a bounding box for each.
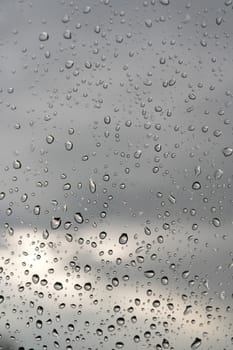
[214,168,224,180]
[50,217,61,230]
[53,282,63,291]
[144,270,155,278]
[212,217,221,227]
[191,338,202,349]
[32,274,40,284]
[159,0,170,4]
[119,233,128,244]
[74,212,84,224]
[152,300,160,307]
[39,32,49,41]
[192,181,201,190]
[222,147,233,157]
[89,178,96,193]
[13,160,21,169]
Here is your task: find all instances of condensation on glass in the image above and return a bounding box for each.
[0,0,232,349]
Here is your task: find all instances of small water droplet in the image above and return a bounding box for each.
[42,229,49,239]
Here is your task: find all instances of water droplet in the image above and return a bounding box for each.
[33,205,41,215]
[42,229,49,239]
[74,283,82,290]
[168,194,176,204]
[65,233,73,242]
[134,150,142,159]
[191,338,202,349]
[21,193,28,202]
[62,14,70,23]
[74,212,84,224]
[46,135,54,144]
[89,178,96,193]
[83,5,91,14]
[112,277,119,287]
[65,141,73,151]
[195,165,201,176]
[53,282,63,291]
[63,29,72,39]
[212,217,221,227]
[159,0,170,4]
[214,169,223,180]
[144,270,155,278]
[84,60,92,69]
[134,335,140,343]
[152,166,159,174]
[145,19,152,28]
[152,300,160,307]
[13,160,21,169]
[65,60,74,69]
[84,282,92,291]
[216,16,223,25]
[224,0,232,6]
[222,147,233,157]
[67,324,75,332]
[104,115,111,124]
[119,233,128,244]
[182,270,190,279]
[192,181,201,190]
[36,320,43,329]
[32,274,40,284]
[0,192,5,200]
[99,231,107,239]
[144,226,151,235]
[161,276,169,285]
[39,32,49,41]
[50,217,61,230]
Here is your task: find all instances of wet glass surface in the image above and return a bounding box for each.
[0,0,233,349]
